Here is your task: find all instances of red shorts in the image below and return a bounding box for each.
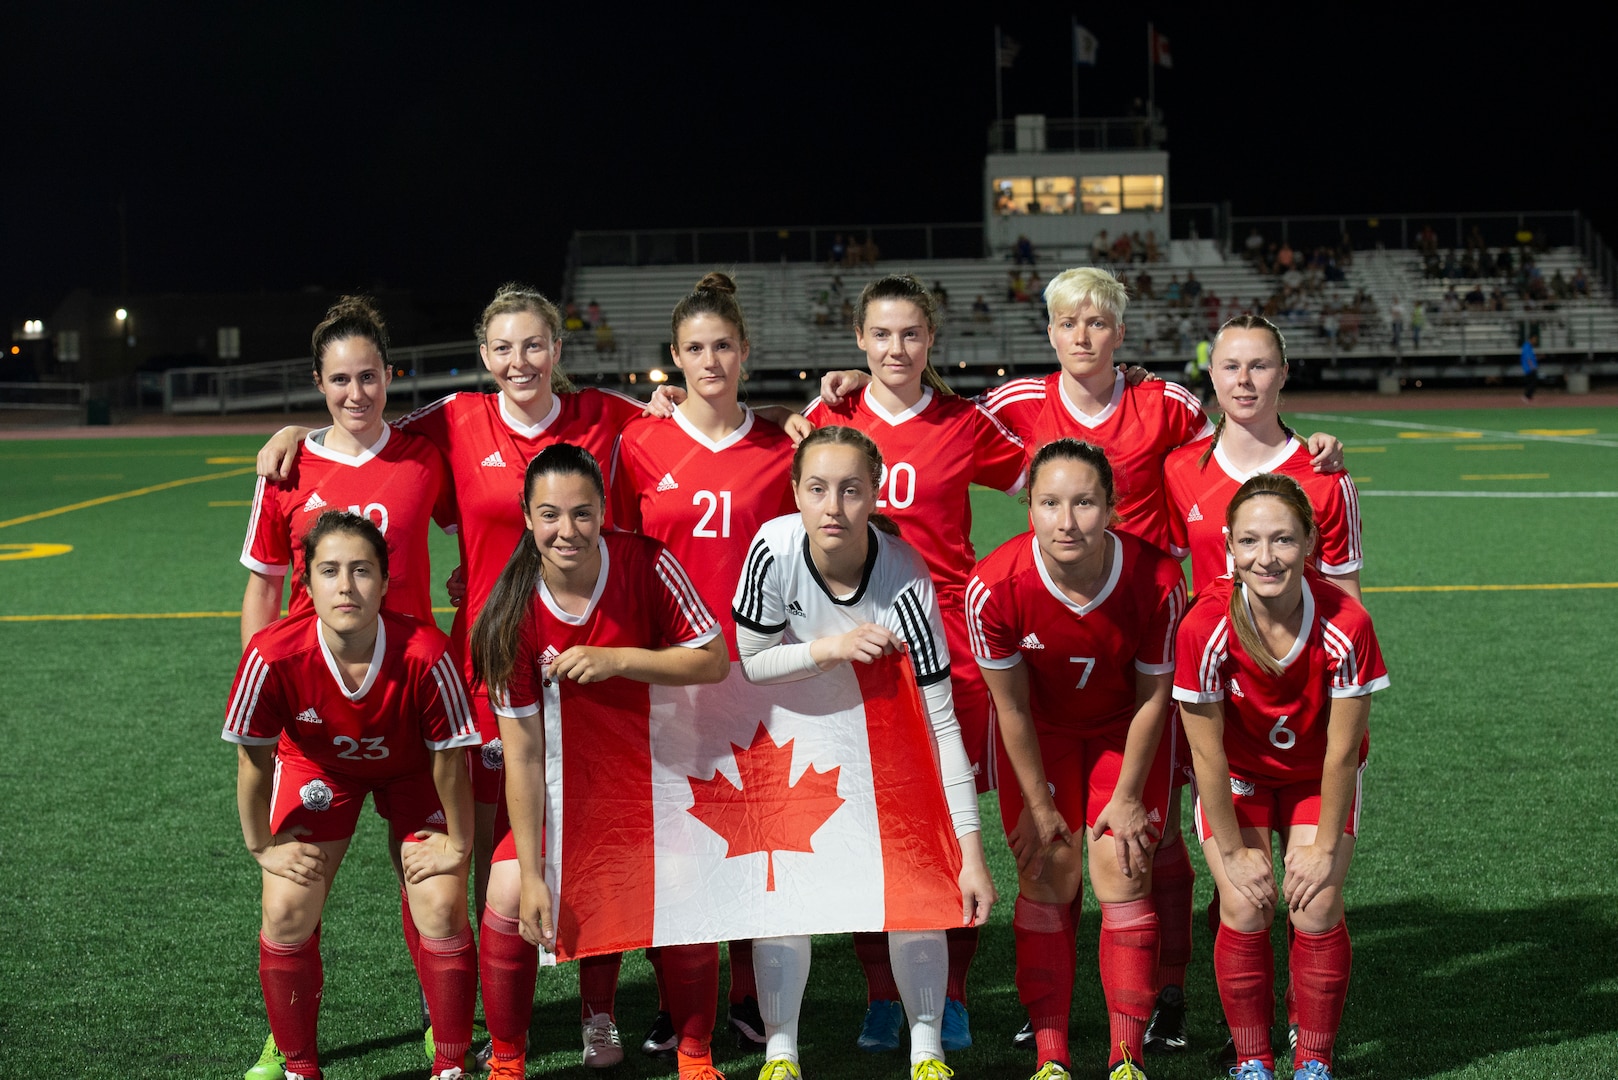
[269,756,448,844]
[1167,703,1194,788]
[942,614,995,794]
[468,689,505,805]
[1193,763,1365,842]
[995,721,1173,840]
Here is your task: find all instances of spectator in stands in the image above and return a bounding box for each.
[933,281,951,313]
[1323,256,1345,285]
[830,234,848,267]
[812,292,833,327]
[1442,250,1458,279]
[1442,285,1462,314]
[1411,301,1426,348]
[1461,250,1480,279]
[1131,231,1147,263]
[586,300,602,328]
[971,295,992,325]
[1090,230,1110,263]
[1572,267,1591,297]
[839,295,854,327]
[1026,271,1044,306]
[1276,241,1295,273]
[1496,248,1514,278]
[857,234,880,267]
[1183,271,1203,304]
[1337,232,1354,266]
[830,275,845,301]
[1244,227,1265,262]
[1164,274,1183,308]
[564,301,586,333]
[1144,231,1161,264]
[1176,313,1194,355]
[1008,270,1029,303]
[1489,286,1507,312]
[1464,284,1487,311]
[593,318,616,353]
[1467,225,1487,253]
[1134,268,1156,300]
[1322,308,1340,350]
[1520,334,1539,402]
[1014,235,1037,266]
[1389,296,1405,349]
[1111,232,1134,263]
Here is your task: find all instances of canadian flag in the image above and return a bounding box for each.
[540,652,963,960]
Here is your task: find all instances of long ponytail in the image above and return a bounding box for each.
[470,537,544,699]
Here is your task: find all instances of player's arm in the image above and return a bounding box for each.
[497,707,555,949]
[1323,570,1362,602]
[1305,431,1345,473]
[1283,694,1369,913]
[403,747,477,884]
[1091,670,1172,878]
[549,633,729,686]
[255,426,313,482]
[980,661,1072,881]
[818,369,871,405]
[241,572,285,648]
[1180,698,1276,912]
[236,742,326,885]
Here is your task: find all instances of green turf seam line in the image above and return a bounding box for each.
[0,606,461,621]
[1291,413,1618,448]
[1359,490,1618,498]
[1363,583,1618,593]
[0,466,256,529]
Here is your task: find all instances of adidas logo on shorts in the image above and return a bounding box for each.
[481,450,507,468]
[302,491,328,513]
[1187,503,1203,522]
[1147,808,1161,823]
[1019,633,1045,650]
[656,472,678,492]
[294,707,323,725]
[425,810,446,826]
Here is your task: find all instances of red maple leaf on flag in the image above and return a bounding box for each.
[687,723,845,892]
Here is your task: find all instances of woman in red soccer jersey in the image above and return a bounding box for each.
[1163,315,1363,600]
[470,444,729,1080]
[967,439,1186,1080]
[797,274,1025,1053]
[239,297,454,1079]
[1173,475,1389,1080]
[610,272,797,1060]
[226,511,481,1080]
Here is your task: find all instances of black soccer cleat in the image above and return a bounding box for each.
[640,1009,677,1057]
[1144,984,1189,1053]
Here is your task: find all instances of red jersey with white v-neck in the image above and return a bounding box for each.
[240,425,454,625]
[223,610,480,779]
[1172,574,1388,785]
[968,530,1187,739]
[802,385,1026,604]
[392,388,644,654]
[1163,435,1364,592]
[979,370,1212,557]
[610,407,796,658]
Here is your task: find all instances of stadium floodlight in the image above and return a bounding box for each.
[115,308,128,321]
[648,368,668,383]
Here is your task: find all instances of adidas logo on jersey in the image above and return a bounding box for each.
[539,645,561,685]
[787,601,805,617]
[656,472,679,492]
[1228,677,1245,698]
[301,491,328,514]
[1186,503,1203,522]
[425,810,446,826]
[481,450,507,468]
[294,707,323,725]
[1019,633,1045,650]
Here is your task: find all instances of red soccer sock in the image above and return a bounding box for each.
[726,939,756,1003]
[853,931,901,1002]
[1284,919,1298,1028]
[260,928,323,1079]
[945,924,978,1003]
[1100,899,1160,1067]
[1290,921,1351,1070]
[659,942,720,1058]
[400,887,423,968]
[1014,896,1076,1067]
[647,945,668,1010]
[478,909,536,1062]
[1150,835,1195,989]
[418,926,476,1072]
[1214,924,1275,1070]
[579,952,622,1020]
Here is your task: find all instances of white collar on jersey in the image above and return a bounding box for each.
[1239,577,1315,669]
[1031,529,1123,615]
[536,536,610,625]
[499,391,561,438]
[672,404,756,452]
[1057,369,1124,429]
[1213,435,1300,483]
[318,615,386,702]
[861,384,934,426]
[303,424,391,467]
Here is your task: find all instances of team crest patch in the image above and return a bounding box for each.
[1229,776,1256,797]
[482,738,505,771]
[300,778,334,811]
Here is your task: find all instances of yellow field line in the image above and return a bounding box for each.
[1346,446,1385,454]
[1519,428,1596,436]
[1363,583,1618,594]
[1398,431,1481,439]
[0,466,255,529]
[1454,444,1523,452]
[1460,473,1549,481]
[209,500,253,507]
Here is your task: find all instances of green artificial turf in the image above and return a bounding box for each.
[2,412,1616,1078]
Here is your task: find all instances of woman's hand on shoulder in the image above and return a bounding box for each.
[813,623,899,669]
[402,829,469,882]
[783,413,815,446]
[256,426,306,481]
[1307,431,1345,473]
[819,369,869,405]
[253,831,327,886]
[547,646,624,685]
[644,385,685,418]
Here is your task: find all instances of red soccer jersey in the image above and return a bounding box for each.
[979,370,1212,557]
[802,386,1027,605]
[609,408,796,658]
[968,530,1187,738]
[490,531,720,718]
[393,388,645,664]
[1172,574,1388,785]
[240,426,454,624]
[223,610,480,780]
[1163,435,1364,592]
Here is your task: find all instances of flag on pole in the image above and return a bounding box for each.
[1151,26,1173,68]
[999,33,1022,68]
[1073,23,1099,66]
[539,653,965,960]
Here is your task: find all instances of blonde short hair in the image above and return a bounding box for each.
[1043,266,1128,324]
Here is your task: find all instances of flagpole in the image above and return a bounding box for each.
[1146,21,1155,121]
[1071,15,1080,124]
[994,24,1005,136]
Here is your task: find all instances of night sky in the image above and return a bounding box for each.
[5,5,1614,330]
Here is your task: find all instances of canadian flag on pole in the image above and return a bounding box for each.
[1151,26,1173,68]
[540,652,964,960]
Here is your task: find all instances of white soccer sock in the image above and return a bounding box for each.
[889,929,947,1065]
[753,934,811,1064]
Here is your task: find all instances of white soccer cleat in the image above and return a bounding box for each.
[581,1012,625,1068]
